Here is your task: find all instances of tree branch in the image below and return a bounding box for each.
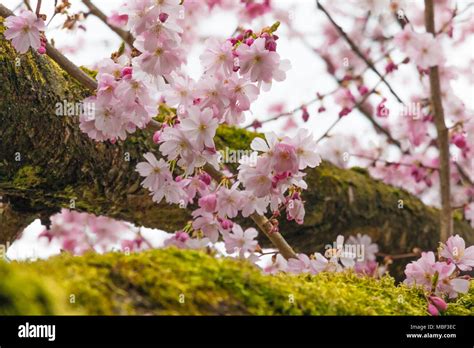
[316,1,405,106]
[424,0,453,240]
[82,0,134,47]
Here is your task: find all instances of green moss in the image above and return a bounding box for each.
[0,261,75,315]
[13,166,45,188]
[215,126,260,151]
[1,249,470,315]
[80,66,98,79]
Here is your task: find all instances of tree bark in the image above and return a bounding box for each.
[0,20,472,255]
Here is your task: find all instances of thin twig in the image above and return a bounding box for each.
[82,0,134,46]
[35,0,42,16]
[202,163,297,260]
[316,0,405,106]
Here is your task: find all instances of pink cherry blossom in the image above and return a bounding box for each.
[180,107,218,149]
[134,39,184,76]
[287,253,328,274]
[192,213,221,243]
[107,12,129,27]
[223,224,258,258]
[394,28,445,69]
[200,38,235,76]
[216,183,244,218]
[5,10,45,54]
[272,142,299,174]
[347,233,379,262]
[286,197,305,224]
[136,152,172,191]
[465,202,474,228]
[439,234,474,271]
[236,37,290,86]
[264,254,288,274]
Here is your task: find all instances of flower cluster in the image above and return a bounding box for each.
[404,235,473,315]
[79,59,156,142]
[39,209,137,255]
[265,234,383,277]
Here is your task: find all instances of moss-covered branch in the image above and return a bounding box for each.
[0,22,472,263]
[1,248,472,315]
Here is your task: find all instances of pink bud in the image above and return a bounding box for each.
[175,231,189,243]
[265,39,277,51]
[385,61,398,74]
[121,67,133,79]
[429,296,447,312]
[245,38,254,46]
[338,107,352,117]
[318,106,326,113]
[451,133,466,149]
[37,46,46,55]
[219,218,233,230]
[152,131,161,144]
[301,106,310,122]
[198,194,217,212]
[198,172,212,186]
[427,303,439,316]
[159,13,169,23]
[358,85,369,96]
[251,120,262,129]
[376,98,389,118]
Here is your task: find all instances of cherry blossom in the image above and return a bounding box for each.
[136,152,172,191]
[287,253,328,275]
[180,107,219,149]
[236,37,290,88]
[200,38,235,76]
[4,10,45,54]
[439,234,474,271]
[223,224,258,258]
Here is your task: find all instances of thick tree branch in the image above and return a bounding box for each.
[424,0,453,241]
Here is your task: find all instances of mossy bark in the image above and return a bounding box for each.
[1,248,472,315]
[0,24,473,263]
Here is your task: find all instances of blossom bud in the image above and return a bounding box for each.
[198,172,212,186]
[198,194,217,212]
[451,133,466,149]
[121,66,133,79]
[301,106,310,122]
[376,98,389,117]
[429,296,447,312]
[159,13,169,23]
[152,131,161,144]
[358,85,369,96]
[427,303,439,316]
[245,38,254,46]
[219,218,233,230]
